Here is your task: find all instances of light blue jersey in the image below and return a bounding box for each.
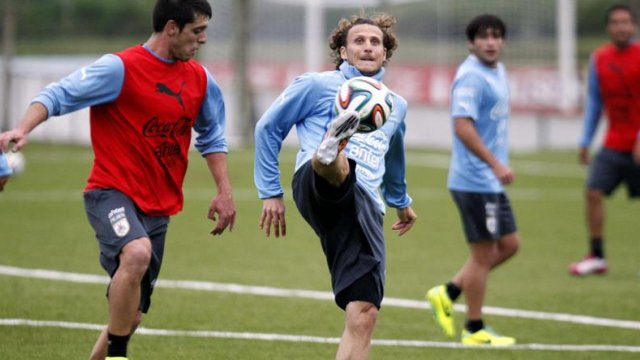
[254,62,412,213]
[0,153,11,177]
[448,55,510,193]
[32,44,227,156]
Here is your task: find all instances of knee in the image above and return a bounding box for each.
[586,189,603,204]
[501,234,520,257]
[119,238,152,273]
[348,303,379,334]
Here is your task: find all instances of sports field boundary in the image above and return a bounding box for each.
[1,265,639,331]
[1,318,639,353]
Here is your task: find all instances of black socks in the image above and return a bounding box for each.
[590,237,604,258]
[465,319,484,333]
[107,333,130,357]
[446,281,462,302]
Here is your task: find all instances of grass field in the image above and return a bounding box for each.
[0,143,638,359]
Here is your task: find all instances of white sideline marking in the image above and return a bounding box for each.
[1,265,639,331]
[1,318,639,353]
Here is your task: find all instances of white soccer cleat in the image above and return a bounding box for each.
[569,255,608,276]
[315,110,360,165]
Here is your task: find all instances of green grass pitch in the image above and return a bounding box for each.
[0,143,638,359]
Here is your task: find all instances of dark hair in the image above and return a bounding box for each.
[605,4,637,24]
[152,0,212,32]
[466,14,506,41]
[328,13,398,69]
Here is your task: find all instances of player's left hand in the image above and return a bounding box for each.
[392,206,417,236]
[208,191,236,236]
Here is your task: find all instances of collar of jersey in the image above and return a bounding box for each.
[339,62,385,82]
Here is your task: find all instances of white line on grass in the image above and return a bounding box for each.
[1,265,639,331]
[1,318,639,353]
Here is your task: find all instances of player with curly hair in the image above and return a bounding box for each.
[254,13,417,360]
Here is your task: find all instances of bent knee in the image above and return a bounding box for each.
[348,302,379,331]
[120,238,152,269]
[501,234,520,256]
[586,189,604,203]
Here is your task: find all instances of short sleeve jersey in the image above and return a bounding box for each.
[448,55,510,193]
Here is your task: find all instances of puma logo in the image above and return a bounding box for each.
[156,82,186,110]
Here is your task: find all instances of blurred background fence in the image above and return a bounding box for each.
[2,0,638,151]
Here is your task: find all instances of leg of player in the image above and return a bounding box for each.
[103,238,152,359]
[90,312,142,360]
[569,188,608,276]
[314,110,359,166]
[336,301,378,360]
[454,241,494,321]
[491,233,519,270]
[312,111,359,187]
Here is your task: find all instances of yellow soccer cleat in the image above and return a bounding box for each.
[105,357,128,360]
[461,327,516,346]
[425,285,455,337]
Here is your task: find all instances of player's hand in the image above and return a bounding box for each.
[392,206,417,236]
[260,197,286,238]
[208,190,236,236]
[633,140,640,165]
[0,175,9,192]
[0,129,29,153]
[578,147,590,165]
[492,163,514,185]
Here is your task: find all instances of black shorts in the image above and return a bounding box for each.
[335,271,382,310]
[292,159,384,310]
[84,188,170,313]
[450,190,517,243]
[587,148,640,198]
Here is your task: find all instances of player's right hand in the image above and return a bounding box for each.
[260,197,286,238]
[578,147,589,165]
[0,129,28,153]
[492,163,514,185]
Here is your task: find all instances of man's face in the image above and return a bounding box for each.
[340,24,387,76]
[169,13,209,61]
[468,28,504,68]
[607,9,636,48]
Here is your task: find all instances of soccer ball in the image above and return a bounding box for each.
[335,76,393,133]
[6,151,26,175]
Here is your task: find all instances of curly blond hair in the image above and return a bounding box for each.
[328,13,398,69]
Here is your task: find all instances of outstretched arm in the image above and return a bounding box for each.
[0,54,123,152]
[0,103,48,152]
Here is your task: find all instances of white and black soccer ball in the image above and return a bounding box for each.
[6,151,26,175]
[335,76,393,133]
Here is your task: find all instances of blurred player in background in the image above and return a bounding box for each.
[0,152,11,191]
[0,0,236,359]
[254,14,417,360]
[425,14,518,346]
[570,4,640,276]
